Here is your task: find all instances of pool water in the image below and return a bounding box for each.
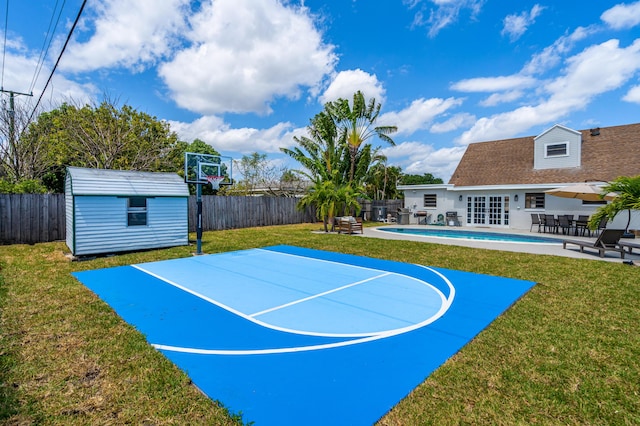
[378,227,563,244]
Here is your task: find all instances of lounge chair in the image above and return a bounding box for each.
[618,240,640,254]
[562,229,626,258]
[338,216,363,234]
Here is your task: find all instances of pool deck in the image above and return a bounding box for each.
[361,224,640,264]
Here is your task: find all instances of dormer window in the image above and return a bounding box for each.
[545,142,568,158]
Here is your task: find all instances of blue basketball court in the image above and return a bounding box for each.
[72,245,535,425]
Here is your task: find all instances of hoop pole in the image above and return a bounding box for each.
[196,182,203,255]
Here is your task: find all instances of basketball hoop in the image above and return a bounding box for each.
[206,175,225,190]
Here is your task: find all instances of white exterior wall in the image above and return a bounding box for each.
[400,185,640,232]
[402,186,454,224]
[72,196,188,256]
[534,125,582,170]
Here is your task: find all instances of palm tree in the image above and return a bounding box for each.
[281,111,349,185]
[589,175,640,232]
[325,91,397,184]
[297,178,341,232]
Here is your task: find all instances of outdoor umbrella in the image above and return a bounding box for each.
[545,183,617,202]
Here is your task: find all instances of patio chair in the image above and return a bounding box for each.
[594,217,608,236]
[530,213,542,232]
[338,216,363,234]
[557,215,574,235]
[574,215,591,237]
[562,229,626,258]
[544,214,557,233]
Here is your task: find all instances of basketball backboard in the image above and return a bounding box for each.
[184,152,233,186]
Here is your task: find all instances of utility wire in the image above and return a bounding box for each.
[26,0,87,129]
[29,0,67,94]
[1,0,9,89]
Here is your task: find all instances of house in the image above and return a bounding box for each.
[398,123,640,230]
[65,167,189,256]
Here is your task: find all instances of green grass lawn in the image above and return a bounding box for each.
[1,223,639,425]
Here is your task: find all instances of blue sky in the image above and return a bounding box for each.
[3,0,640,181]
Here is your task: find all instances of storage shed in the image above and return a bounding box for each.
[65,167,189,256]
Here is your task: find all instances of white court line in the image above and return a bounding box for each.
[134,251,456,353]
[249,272,392,317]
[151,264,455,356]
[132,263,386,338]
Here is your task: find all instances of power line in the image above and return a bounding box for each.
[25,0,87,129]
[29,0,67,94]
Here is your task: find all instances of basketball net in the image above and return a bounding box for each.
[206,175,225,190]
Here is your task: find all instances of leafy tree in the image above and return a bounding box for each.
[0,96,52,183]
[56,99,180,171]
[230,152,286,196]
[589,175,640,232]
[0,178,48,194]
[366,162,402,200]
[399,173,444,185]
[3,98,184,193]
[325,91,397,184]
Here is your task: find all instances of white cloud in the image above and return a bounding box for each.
[62,0,189,72]
[383,141,466,181]
[430,113,476,132]
[501,4,545,42]
[405,0,485,38]
[159,0,337,115]
[451,75,536,92]
[521,26,594,75]
[601,1,640,30]
[479,90,524,107]
[623,85,640,103]
[0,39,98,109]
[319,70,385,105]
[169,116,303,153]
[458,39,640,144]
[378,97,463,135]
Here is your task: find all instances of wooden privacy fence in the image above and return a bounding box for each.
[0,194,402,245]
[0,194,66,245]
[188,196,315,232]
[0,194,315,245]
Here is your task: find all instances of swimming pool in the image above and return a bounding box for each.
[377,227,563,244]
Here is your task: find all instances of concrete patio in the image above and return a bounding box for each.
[361,225,640,264]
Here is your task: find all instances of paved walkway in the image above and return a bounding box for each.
[360,225,640,264]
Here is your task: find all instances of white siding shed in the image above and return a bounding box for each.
[65,167,189,256]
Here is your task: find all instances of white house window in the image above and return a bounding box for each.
[423,194,437,208]
[525,193,545,209]
[127,197,147,226]
[545,142,568,157]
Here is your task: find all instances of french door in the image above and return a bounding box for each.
[466,196,510,226]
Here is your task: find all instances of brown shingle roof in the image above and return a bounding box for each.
[448,122,640,186]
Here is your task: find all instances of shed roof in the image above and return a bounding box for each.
[448,122,640,186]
[67,167,189,197]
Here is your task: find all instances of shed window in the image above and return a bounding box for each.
[525,193,545,209]
[127,197,147,226]
[545,142,568,157]
[423,194,437,208]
